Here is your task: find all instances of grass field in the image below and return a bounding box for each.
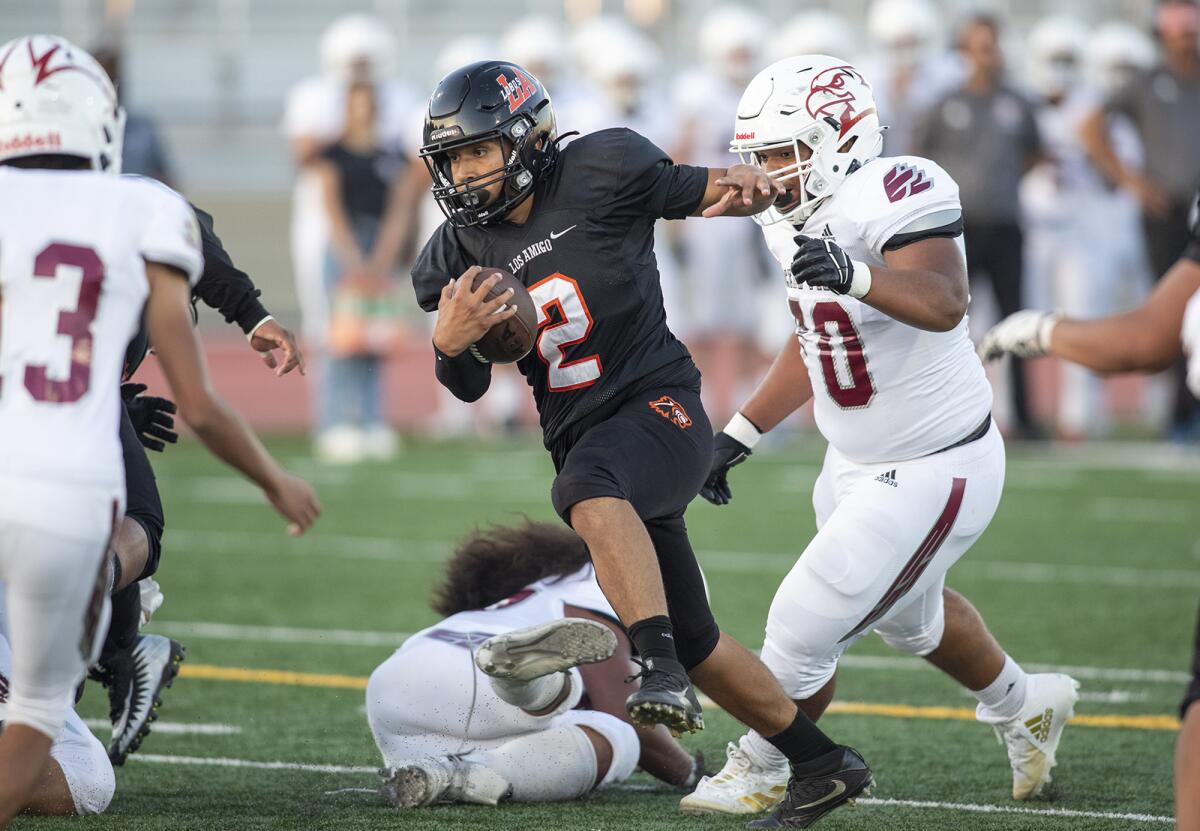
[17,435,1198,830]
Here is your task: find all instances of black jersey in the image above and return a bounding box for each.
[413,128,708,447]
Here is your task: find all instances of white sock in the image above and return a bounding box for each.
[973,655,1028,721]
[742,731,789,770]
[470,725,598,801]
[489,672,568,713]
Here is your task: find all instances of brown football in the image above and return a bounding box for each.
[469,267,538,364]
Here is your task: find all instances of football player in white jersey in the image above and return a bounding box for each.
[368,521,703,807]
[684,56,1079,826]
[0,35,320,825]
[981,185,1200,831]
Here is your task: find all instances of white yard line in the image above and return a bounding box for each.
[839,654,1191,684]
[149,620,408,647]
[129,753,376,775]
[855,797,1173,825]
[84,720,241,735]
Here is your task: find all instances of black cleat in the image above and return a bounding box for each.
[91,634,186,765]
[625,657,704,735]
[747,746,873,829]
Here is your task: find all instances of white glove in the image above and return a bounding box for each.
[978,310,1061,362]
[1183,288,1200,397]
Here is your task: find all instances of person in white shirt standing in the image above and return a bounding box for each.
[0,36,319,826]
[682,56,1078,826]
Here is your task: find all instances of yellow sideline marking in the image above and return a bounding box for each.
[181,663,1180,731]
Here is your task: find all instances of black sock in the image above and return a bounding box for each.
[765,711,839,768]
[627,615,681,666]
[99,584,141,665]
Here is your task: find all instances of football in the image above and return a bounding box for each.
[470,267,538,364]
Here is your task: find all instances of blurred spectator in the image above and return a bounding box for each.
[312,81,410,463]
[93,44,175,185]
[864,0,963,157]
[501,16,591,135]
[1022,16,1118,438]
[1080,0,1200,440]
[671,4,775,422]
[916,13,1042,438]
[282,13,418,353]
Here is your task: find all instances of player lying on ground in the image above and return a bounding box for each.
[980,184,1200,831]
[689,56,1079,826]
[0,596,114,817]
[413,59,873,828]
[367,520,705,807]
[0,35,320,827]
[92,193,306,767]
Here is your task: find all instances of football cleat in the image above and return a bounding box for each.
[92,634,185,765]
[380,755,512,808]
[625,657,704,735]
[680,736,790,815]
[747,746,874,829]
[979,672,1080,800]
[474,618,617,682]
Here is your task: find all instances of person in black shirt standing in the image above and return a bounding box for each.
[314,80,409,462]
[412,60,872,823]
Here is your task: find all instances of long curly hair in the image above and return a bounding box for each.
[431,518,591,616]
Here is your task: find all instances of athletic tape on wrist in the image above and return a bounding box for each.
[724,411,762,449]
[849,260,873,299]
[1039,313,1062,353]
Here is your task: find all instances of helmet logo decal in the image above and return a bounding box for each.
[27,41,98,88]
[496,68,537,114]
[805,65,874,138]
[883,162,932,203]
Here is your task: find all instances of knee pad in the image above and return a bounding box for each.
[876,607,946,657]
[563,710,640,787]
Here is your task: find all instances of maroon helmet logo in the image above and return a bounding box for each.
[883,162,933,203]
[496,68,537,114]
[805,65,875,137]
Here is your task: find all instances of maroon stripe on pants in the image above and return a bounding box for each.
[838,477,967,644]
[78,500,118,661]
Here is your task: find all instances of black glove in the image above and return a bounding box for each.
[699,432,752,506]
[121,383,179,453]
[791,234,856,294]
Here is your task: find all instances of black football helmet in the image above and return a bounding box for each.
[420,60,557,228]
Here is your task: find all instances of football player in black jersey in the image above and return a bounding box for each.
[981,185,1200,830]
[412,60,873,823]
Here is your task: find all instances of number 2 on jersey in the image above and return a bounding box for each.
[13,243,106,403]
[528,273,602,392]
[801,300,876,409]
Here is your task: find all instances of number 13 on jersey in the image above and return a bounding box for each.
[529,273,603,392]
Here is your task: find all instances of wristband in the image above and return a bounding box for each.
[724,411,763,450]
[246,315,274,342]
[1038,312,1062,353]
[848,260,873,299]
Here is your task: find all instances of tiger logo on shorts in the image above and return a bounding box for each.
[649,396,693,429]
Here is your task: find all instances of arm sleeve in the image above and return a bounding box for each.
[583,129,709,222]
[138,184,203,284]
[190,205,272,334]
[433,346,493,402]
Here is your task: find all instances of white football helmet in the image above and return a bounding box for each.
[699,5,768,85]
[767,11,857,64]
[1027,17,1089,98]
[319,13,397,81]
[731,55,884,225]
[0,35,124,173]
[501,16,567,82]
[867,0,941,67]
[1087,22,1156,96]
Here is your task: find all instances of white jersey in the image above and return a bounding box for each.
[0,170,202,489]
[412,564,615,645]
[1184,286,1200,398]
[762,155,992,464]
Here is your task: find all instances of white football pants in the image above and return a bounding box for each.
[761,423,1005,699]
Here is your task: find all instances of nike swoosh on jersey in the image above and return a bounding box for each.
[549,225,577,240]
[797,779,847,809]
